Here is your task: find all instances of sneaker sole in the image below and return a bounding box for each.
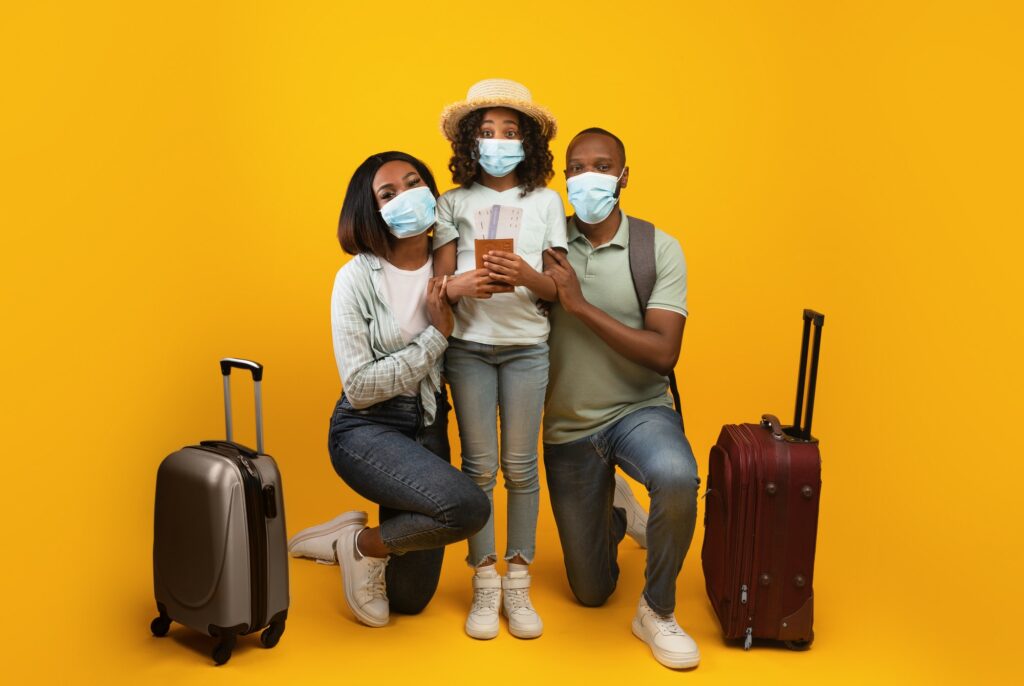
[465,618,499,640]
[631,618,701,669]
[503,608,543,639]
[287,511,367,561]
[615,478,649,549]
[338,526,389,628]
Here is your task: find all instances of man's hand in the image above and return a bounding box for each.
[445,268,514,302]
[544,248,588,315]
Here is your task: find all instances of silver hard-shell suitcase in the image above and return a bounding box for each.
[150,358,289,665]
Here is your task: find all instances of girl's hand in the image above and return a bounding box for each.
[482,250,538,288]
[427,276,454,337]
[445,268,514,301]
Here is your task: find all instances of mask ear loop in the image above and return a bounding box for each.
[612,166,627,199]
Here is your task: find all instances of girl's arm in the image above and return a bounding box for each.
[332,271,448,408]
[482,250,558,300]
[433,240,456,277]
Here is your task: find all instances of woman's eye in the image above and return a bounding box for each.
[380,192,394,201]
[408,178,420,188]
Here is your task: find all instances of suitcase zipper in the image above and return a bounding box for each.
[235,453,268,633]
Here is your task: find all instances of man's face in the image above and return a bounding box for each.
[565,133,627,185]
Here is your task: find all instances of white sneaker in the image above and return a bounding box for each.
[465,571,502,640]
[614,473,649,549]
[631,596,700,669]
[288,511,367,564]
[502,571,543,639]
[336,515,389,627]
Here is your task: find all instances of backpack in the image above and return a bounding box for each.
[625,216,685,431]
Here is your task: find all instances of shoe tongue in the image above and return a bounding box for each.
[507,570,528,579]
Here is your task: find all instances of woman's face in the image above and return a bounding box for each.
[478,107,521,140]
[372,160,426,209]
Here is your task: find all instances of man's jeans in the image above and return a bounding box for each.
[543,405,700,615]
[445,338,548,566]
[329,392,490,613]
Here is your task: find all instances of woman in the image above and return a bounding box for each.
[287,151,490,627]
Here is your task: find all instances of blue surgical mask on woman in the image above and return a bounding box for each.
[566,169,625,224]
[477,139,525,178]
[379,185,436,239]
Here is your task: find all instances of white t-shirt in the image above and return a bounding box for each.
[379,256,432,346]
[434,184,567,345]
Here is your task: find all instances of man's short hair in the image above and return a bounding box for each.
[571,127,627,163]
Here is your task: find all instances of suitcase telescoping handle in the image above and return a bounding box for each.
[220,357,264,454]
[792,309,824,441]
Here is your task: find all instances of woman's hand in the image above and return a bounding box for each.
[444,268,514,302]
[427,276,455,338]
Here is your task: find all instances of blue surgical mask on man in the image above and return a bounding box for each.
[477,139,525,178]
[566,169,626,224]
[379,186,436,239]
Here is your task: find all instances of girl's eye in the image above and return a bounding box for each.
[505,130,518,138]
[480,130,493,138]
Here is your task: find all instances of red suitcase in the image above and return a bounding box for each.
[702,309,824,650]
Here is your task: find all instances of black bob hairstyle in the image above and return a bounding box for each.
[337,151,441,257]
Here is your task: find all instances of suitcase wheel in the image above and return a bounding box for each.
[212,633,236,666]
[260,619,285,649]
[150,615,171,637]
[784,632,814,651]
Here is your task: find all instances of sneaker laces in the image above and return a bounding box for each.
[651,611,685,636]
[471,587,501,613]
[364,557,388,601]
[505,587,533,613]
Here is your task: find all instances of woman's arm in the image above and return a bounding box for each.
[332,271,449,408]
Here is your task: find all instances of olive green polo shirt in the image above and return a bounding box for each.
[543,211,688,445]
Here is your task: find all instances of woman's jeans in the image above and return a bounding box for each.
[444,338,548,567]
[543,405,700,615]
[328,392,490,614]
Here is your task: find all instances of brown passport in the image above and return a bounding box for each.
[474,238,515,292]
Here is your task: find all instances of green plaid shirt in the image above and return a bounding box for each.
[331,254,447,425]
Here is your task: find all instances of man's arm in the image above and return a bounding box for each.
[545,248,685,376]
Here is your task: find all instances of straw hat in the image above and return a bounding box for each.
[439,79,557,141]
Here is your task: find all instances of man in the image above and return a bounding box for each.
[543,128,700,669]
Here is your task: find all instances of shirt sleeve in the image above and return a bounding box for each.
[432,190,459,248]
[543,191,569,251]
[331,267,448,408]
[646,232,688,317]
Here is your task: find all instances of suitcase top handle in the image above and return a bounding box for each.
[220,357,265,454]
[221,358,264,382]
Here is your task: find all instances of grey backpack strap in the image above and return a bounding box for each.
[627,217,657,312]
[627,216,684,427]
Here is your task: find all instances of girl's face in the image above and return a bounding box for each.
[372,160,425,209]
[478,107,522,140]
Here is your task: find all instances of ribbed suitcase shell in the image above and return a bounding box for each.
[702,423,821,648]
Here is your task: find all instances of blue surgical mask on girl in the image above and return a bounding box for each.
[566,169,626,224]
[379,186,436,239]
[477,139,525,178]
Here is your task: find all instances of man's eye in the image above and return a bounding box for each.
[598,165,610,172]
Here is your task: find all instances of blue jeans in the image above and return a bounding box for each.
[444,338,548,566]
[328,392,490,613]
[543,405,700,615]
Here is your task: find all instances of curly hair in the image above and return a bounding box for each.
[448,108,554,197]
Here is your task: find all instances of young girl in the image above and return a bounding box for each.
[433,79,567,640]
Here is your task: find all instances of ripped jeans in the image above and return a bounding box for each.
[445,338,548,567]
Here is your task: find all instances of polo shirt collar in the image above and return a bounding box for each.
[567,210,630,249]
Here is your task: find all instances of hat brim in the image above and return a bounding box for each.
[439,98,557,141]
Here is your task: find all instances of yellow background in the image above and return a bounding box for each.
[2,1,1020,683]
